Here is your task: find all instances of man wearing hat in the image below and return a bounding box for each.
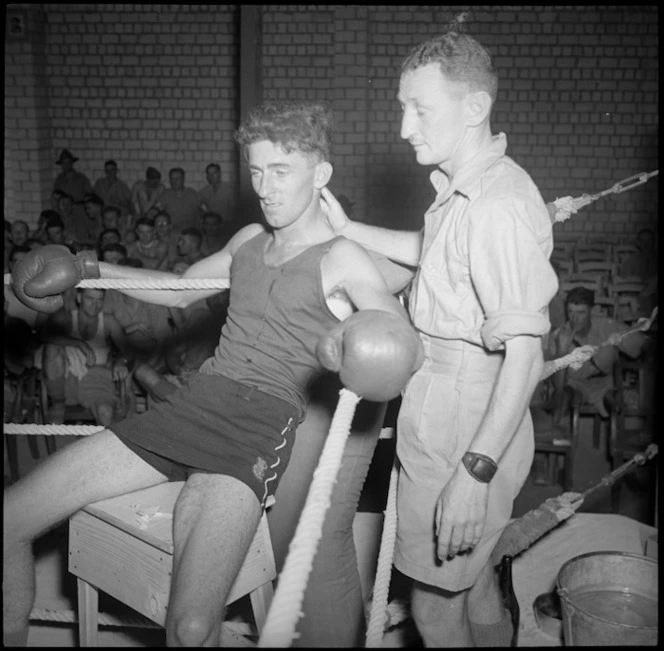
[54,149,93,244]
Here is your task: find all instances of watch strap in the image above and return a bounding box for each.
[462,451,498,483]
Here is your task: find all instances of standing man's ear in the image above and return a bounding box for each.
[314,162,333,189]
[465,90,493,127]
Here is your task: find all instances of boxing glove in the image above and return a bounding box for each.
[316,309,424,402]
[11,245,100,313]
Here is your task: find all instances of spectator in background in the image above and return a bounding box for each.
[93,159,133,218]
[50,189,66,212]
[156,167,203,233]
[98,228,123,254]
[32,210,56,244]
[173,227,206,270]
[40,287,130,426]
[546,287,647,428]
[53,149,92,241]
[101,205,134,245]
[619,227,657,282]
[154,210,179,270]
[44,215,73,248]
[126,216,168,270]
[10,221,30,248]
[56,192,86,243]
[199,211,229,256]
[81,195,105,249]
[131,166,166,220]
[101,243,128,266]
[199,163,236,226]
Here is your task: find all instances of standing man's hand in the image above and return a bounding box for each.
[320,187,351,234]
[434,465,489,561]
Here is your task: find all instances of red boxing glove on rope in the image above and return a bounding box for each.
[316,309,424,402]
[11,244,100,313]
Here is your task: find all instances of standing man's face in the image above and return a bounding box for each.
[206,167,221,186]
[398,63,470,169]
[105,164,118,181]
[170,171,185,191]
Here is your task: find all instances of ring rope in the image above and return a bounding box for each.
[258,388,362,647]
[365,462,399,647]
[3,273,229,290]
[547,169,658,223]
[7,308,656,439]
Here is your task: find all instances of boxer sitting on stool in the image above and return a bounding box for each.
[4,100,422,647]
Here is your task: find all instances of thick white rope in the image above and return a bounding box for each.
[365,462,399,647]
[547,169,658,223]
[258,388,362,647]
[8,309,655,438]
[3,273,229,290]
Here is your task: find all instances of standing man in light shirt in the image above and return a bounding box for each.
[93,159,133,218]
[156,167,204,233]
[322,27,558,647]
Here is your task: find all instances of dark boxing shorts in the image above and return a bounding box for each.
[110,373,299,507]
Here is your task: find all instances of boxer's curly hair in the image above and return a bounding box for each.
[235,100,334,162]
[401,19,498,103]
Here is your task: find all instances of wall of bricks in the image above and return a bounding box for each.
[5,4,55,223]
[4,4,658,242]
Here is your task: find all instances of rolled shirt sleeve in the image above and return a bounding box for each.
[469,194,559,351]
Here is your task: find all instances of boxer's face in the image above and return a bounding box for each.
[247,140,330,231]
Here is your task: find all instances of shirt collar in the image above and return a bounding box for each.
[428,133,508,209]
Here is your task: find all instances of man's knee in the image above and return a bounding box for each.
[167,608,221,647]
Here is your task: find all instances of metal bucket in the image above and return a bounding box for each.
[556,551,658,646]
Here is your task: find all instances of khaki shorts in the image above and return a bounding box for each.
[394,336,534,591]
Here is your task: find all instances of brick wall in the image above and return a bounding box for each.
[28,3,238,228]
[5,4,54,223]
[4,5,658,241]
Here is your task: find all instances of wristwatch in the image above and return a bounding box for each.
[461,451,498,483]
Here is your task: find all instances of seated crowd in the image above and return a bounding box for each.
[4,151,238,434]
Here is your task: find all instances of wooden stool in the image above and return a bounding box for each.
[69,482,275,646]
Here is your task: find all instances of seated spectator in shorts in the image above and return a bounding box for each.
[10,221,30,248]
[154,210,179,270]
[125,216,168,270]
[199,211,230,256]
[155,167,203,233]
[131,166,165,219]
[171,227,206,270]
[93,159,133,218]
[546,286,647,426]
[134,286,223,406]
[40,287,131,426]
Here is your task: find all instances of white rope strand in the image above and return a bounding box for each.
[258,388,362,647]
[3,273,229,290]
[365,462,399,647]
[4,423,104,436]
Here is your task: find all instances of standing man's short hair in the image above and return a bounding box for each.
[401,31,498,104]
[206,163,221,174]
[235,100,334,163]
